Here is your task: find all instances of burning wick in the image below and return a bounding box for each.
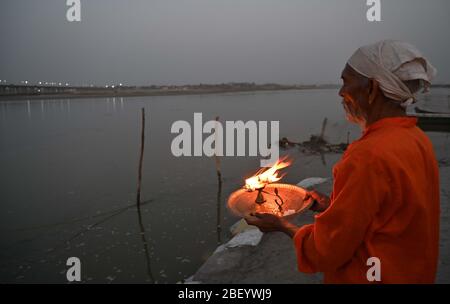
[244,158,292,206]
[255,187,266,205]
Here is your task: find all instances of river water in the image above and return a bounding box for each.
[0,88,447,283]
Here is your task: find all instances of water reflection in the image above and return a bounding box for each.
[27,100,31,118]
[136,204,155,283]
[67,99,71,116]
[216,180,223,245]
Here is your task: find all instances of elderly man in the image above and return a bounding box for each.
[246,40,440,284]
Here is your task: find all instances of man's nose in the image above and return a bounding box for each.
[338,87,345,98]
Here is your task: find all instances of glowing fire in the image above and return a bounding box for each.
[244,158,292,191]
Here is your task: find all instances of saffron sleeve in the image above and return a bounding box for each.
[293,152,388,273]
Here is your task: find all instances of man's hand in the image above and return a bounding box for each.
[245,213,284,233]
[245,213,300,238]
[308,190,331,213]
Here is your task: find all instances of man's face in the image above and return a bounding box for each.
[338,65,370,128]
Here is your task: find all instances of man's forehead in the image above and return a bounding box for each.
[342,65,363,79]
[342,65,353,76]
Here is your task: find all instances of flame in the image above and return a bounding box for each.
[244,158,292,191]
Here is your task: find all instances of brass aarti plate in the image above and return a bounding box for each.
[227,183,312,218]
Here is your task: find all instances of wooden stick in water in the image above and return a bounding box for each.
[215,116,223,244]
[214,116,223,186]
[136,107,145,207]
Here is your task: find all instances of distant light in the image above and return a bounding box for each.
[24,80,28,84]
[58,82,62,86]
[38,81,42,85]
[105,85,109,88]
[65,83,69,86]
[111,85,115,89]
[119,83,123,86]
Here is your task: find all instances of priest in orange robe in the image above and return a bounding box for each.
[246,40,440,284]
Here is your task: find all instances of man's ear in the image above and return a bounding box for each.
[368,79,379,105]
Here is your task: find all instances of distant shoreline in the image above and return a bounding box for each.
[0,88,311,101]
[0,84,339,101]
[1,83,448,102]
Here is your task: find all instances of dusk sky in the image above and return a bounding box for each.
[1,0,449,86]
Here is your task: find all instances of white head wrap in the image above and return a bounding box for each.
[347,40,437,108]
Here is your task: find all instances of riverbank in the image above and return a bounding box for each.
[0,84,337,101]
[2,84,448,102]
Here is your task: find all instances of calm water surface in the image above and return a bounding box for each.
[2,88,445,283]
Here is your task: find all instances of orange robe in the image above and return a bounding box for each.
[293,117,440,283]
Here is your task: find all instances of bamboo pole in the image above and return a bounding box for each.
[214,116,223,244]
[136,108,145,207]
[214,116,223,187]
